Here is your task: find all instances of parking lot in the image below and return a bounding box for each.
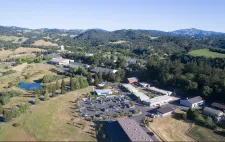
[78,95,139,119]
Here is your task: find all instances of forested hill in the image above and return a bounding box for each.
[1,25,225,54]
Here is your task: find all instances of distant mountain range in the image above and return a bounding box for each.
[1,25,225,38]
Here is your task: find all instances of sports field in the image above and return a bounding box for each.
[188,49,225,58]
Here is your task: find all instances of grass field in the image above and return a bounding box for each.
[148,114,196,141]
[0,87,96,141]
[188,49,225,58]
[187,126,225,141]
[0,36,28,43]
[32,39,58,46]
[0,47,42,59]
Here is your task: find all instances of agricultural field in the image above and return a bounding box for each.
[32,39,58,47]
[188,49,225,58]
[148,114,196,141]
[0,35,28,43]
[0,87,96,141]
[187,126,225,141]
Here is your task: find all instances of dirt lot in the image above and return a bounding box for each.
[148,114,196,141]
[32,39,58,46]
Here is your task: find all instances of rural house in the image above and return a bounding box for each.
[127,77,139,84]
[157,106,174,117]
[211,102,225,111]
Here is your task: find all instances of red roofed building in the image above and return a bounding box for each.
[127,77,139,84]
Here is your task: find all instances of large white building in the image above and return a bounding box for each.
[49,58,74,65]
[180,96,204,108]
[148,86,172,96]
[122,84,149,101]
[143,95,173,107]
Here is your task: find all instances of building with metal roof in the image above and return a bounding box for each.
[95,89,112,95]
[117,118,152,142]
[211,102,225,111]
[180,96,204,108]
[203,107,224,117]
[143,95,173,107]
[90,67,118,74]
[157,107,174,116]
[148,86,172,96]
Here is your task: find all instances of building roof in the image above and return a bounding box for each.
[91,67,117,74]
[95,89,112,93]
[186,96,203,104]
[148,87,172,95]
[117,118,152,142]
[50,58,70,63]
[203,107,224,116]
[212,102,225,110]
[158,107,174,114]
[69,62,87,68]
[46,53,62,59]
[144,95,173,104]
[133,91,149,101]
[122,84,139,93]
[139,82,150,86]
[126,57,137,64]
[127,77,138,82]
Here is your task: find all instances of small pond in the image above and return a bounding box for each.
[18,82,43,90]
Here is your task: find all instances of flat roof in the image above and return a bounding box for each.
[212,102,225,110]
[186,96,203,104]
[50,58,70,62]
[122,84,149,101]
[158,107,174,114]
[149,86,172,95]
[117,118,152,142]
[95,89,112,93]
[144,95,172,104]
[122,84,139,93]
[133,91,149,101]
[127,77,138,81]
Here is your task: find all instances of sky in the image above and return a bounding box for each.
[0,0,225,32]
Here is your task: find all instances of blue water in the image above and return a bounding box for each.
[19,82,43,90]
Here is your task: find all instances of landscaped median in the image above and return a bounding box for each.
[0,87,97,141]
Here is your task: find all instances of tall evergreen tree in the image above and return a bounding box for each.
[98,71,103,83]
[56,79,60,90]
[61,79,66,94]
[87,72,92,83]
[94,74,100,85]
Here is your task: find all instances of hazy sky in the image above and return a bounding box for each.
[0,0,224,32]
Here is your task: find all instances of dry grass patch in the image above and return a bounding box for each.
[148,114,196,141]
[0,87,96,141]
[32,39,58,46]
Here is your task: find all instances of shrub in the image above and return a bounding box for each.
[3,110,13,122]
[11,106,21,118]
[0,104,3,115]
[12,123,20,127]
[19,103,30,113]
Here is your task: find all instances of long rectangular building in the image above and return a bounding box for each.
[122,84,149,101]
[117,118,152,142]
[143,95,173,107]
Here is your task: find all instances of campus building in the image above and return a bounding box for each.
[143,95,173,107]
[117,118,152,142]
[180,96,204,108]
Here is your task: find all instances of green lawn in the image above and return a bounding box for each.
[188,49,225,58]
[0,87,96,141]
[187,126,225,141]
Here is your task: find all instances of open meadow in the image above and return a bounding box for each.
[148,114,196,141]
[0,35,28,43]
[0,87,96,141]
[187,125,225,141]
[32,39,58,47]
[188,49,225,58]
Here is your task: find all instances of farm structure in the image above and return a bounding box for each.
[180,96,204,108]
